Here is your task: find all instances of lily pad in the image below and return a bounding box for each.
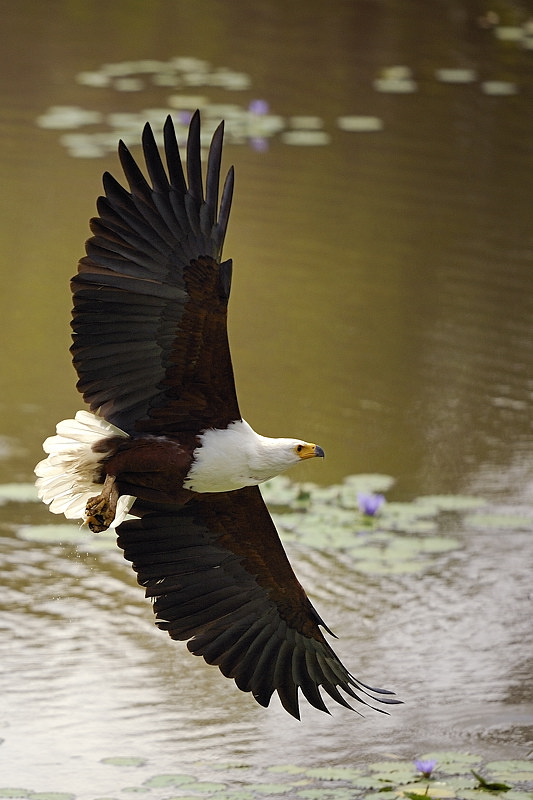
[342,473,396,495]
[354,558,425,575]
[17,523,85,544]
[100,756,147,768]
[417,536,461,553]
[188,781,228,793]
[416,752,481,772]
[337,115,384,132]
[0,483,39,503]
[17,523,117,551]
[296,791,355,800]
[30,795,76,800]
[366,762,419,782]
[267,765,308,775]
[485,761,533,774]
[464,513,532,530]
[261,476,303,507]
[305,766,365,781]
[435,68,477,83]
[351,775,397,790]
[417,495,486,511]
[481,81,518,96]
[281,130,331,146]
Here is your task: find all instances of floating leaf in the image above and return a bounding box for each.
[417,536,461,553]
[342,473,396,495]
[435,68,477,83]
[485,761,533,774]
[261,476,302,507]
[281,130,331,146]
[373,77,418,93]
[481,81,518,96]
[100,756,147,767]
[17,523,85,544]
[296,790,355,800]
[416,752,480,772]
[267,765,307,775]
[353,558,424,575]
[337,115,384,132]
[351,776,395,790]
[464,513,532,531]
[0,483,39,503]
[412,495,486,513]
[30,794,76,800]
[366,762,418,783]
[188,781,228,793]
[252,783,294,794]
[17,523,117,551]
[305,766,365,781]
[402,784,455,798]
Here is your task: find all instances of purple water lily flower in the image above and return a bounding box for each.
[357,492,385,516]
[248,98,270,115]
[249,136,269,152]
[414,759,437,778]
[177,110,193,126]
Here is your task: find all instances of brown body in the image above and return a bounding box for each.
[96,434,197,505]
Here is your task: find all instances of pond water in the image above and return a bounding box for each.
[0,1,532,797]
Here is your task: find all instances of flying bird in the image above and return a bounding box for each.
[35,112,399,719]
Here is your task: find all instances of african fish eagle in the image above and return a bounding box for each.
[35,111,399,719]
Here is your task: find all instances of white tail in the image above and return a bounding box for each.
[35,410,136,528]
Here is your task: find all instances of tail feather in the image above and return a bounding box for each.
[35,410,136,527]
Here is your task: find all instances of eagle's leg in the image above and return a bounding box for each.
[86,474,119,533]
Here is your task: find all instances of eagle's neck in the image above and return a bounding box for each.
[184,419,295,493]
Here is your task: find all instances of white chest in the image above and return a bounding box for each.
[183,419,301,494]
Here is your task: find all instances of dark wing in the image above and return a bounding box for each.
[116,486,400,719]
[70,111,237,435]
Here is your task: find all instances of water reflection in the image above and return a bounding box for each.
[1,0,532,794]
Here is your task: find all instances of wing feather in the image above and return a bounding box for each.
[117,487,400,718]
[186,109,203,205]
[163,115,187,193]
[71,111,238,434]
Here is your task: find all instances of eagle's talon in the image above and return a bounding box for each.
[86,513,109,533]
[85,475,118,532]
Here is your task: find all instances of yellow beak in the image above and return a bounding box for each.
[298,443,325,460]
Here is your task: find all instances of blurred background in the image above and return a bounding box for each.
[0,1,532,795]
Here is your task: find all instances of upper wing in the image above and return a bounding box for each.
[70,112,238,435]
[116,486,400,718]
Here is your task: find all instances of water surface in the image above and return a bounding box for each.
[0,1,532,795]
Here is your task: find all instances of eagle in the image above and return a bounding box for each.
[35,111,399,719]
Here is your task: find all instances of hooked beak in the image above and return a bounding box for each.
[298,443,325,460]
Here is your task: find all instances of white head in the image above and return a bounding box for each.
[246,432,325,484]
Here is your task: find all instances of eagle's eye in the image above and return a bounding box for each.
[295,444,303,453]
